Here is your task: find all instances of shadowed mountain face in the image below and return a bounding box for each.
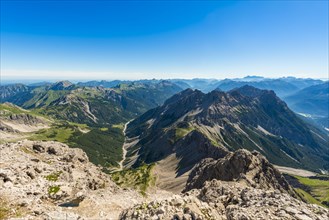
[283,82,329,117]
[126,86,329,174]
[283,82,329,129]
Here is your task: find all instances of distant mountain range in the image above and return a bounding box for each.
[283,82,329,117]
[1,77,328,173]
[125,86,329,175]
[1,80,183,126]
[2,76,328,130]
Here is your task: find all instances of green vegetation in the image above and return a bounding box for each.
[0,103,26,115]
[111,163,156,196]
[48,185,60,195]
[175,126,195,141]
[293,175,329,207]
[29,123,77,143]
[28,121,124,167]
[69,126,124,167]
[294,188,323,206]
[45,171,62,181]
[112,123,124,130]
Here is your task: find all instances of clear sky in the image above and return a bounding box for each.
[1,0,328,81]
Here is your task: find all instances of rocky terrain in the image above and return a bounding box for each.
[121,180,328,220]
[1,140,328,220]
[121,150,328,220]
[1,83,328,219]
[184,149,295,195]
[0,140,166,219]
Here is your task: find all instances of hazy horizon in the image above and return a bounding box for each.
[1,75,328,86]
[1,1,328,81]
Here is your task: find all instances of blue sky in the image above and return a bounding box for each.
[1,0,328,81]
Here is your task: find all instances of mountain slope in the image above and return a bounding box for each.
[125,86,329,177]
[284,82,329,117]
[1,80,183,126]
[0,83,34,105]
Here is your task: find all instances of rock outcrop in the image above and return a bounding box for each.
[121,180,328,220]
[0,140,149,219]
[120,149,328,220]
[185,149,295,196]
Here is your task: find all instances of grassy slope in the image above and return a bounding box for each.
[1,102,125,168]
[111,163,156,196]
[294,175,329,207]
[28,122,124,167]
[69,127,124,167]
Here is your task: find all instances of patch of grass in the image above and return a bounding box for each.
[28,121,124,168]
[68,122,89,129]
[293,175,329,205]
[45,171,62,181]
[175,127,195,141]
[0,103,27,116]
[111,163,156,196]
[112,123,124,130]
[28,123,77,143]
[48,185,60,195]
[292,175,329,207]
[295,188,323,206]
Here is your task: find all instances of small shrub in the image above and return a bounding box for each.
[48,185,60,194]
[45,171,62,181]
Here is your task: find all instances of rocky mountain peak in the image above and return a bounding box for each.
[49,81,74,90]
[184,149,295,195]
[230,84,276,98]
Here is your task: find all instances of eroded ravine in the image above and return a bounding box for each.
[118,120,131,170]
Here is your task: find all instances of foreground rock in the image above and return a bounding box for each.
[121,149,328,220]
[185,149,295,196]
[121,180,328,220]
[0,140,155,219]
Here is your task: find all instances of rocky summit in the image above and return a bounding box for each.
[184,149,295,195]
